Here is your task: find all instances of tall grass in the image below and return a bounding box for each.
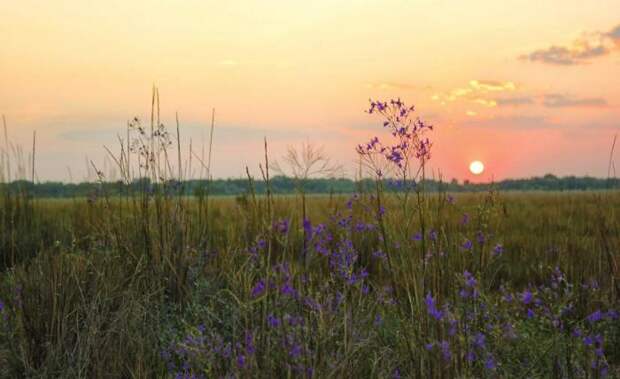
[0,95,618,378]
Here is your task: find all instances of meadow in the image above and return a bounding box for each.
[0,99,619,378]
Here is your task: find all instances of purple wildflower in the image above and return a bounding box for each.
[374,314,383,327]
[286,314,304,327]
[267,314,281,328]
[257,239,267,249]
[361,284,370,295]
[462,239,473,251]
[485,355,496,370]
[303,296,321,312]
[251,279,266,298]
[372,250,387,260]
[244,331,255,354]
[595,347,605,357]
[463,271,477,287]
[303,217,312,237]
[476,230,485,244]
[273,219,290,234]
[473,332,486,349]
[587,310,603,323]
[360,99,433,176]
[466,351,477,362]
[461,213,469,225]
[448,319,458,336]
[440,340,451,361]
[527,308,535,319]
[236,354,246,369]
[425,292,443,320]
[429,229,438,241]
[289,344,302,359]
[280,282,297,298]
[521,289,533,305]
[594,334,604,345]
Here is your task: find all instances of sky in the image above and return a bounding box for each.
[1,0,619,182]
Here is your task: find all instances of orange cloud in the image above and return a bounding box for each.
[520,23,620,65]
[469,80,516,92]
[543,94,608,108]
[494,96,535,106]
[473,98,497,108]
[431,80,515,106]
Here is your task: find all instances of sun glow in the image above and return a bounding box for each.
[469,160,485,175]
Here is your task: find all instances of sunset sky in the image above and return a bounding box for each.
[1,0,619,182]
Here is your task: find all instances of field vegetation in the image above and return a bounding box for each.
[0,97,618,378]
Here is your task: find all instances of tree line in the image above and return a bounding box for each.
[1,174,619,198]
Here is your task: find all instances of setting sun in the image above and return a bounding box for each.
[469,160,485,175]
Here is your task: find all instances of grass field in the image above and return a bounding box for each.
[0,187,619,378]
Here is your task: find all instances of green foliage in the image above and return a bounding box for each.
[2,174,619,198]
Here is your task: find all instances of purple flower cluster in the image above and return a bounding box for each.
[425,292,444,320]
[251,279,266,298]
[161,326,256,377]
[357,98,433,176]
[459,271,480,299]
[273,218,290,235]
[247,238,267,261]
